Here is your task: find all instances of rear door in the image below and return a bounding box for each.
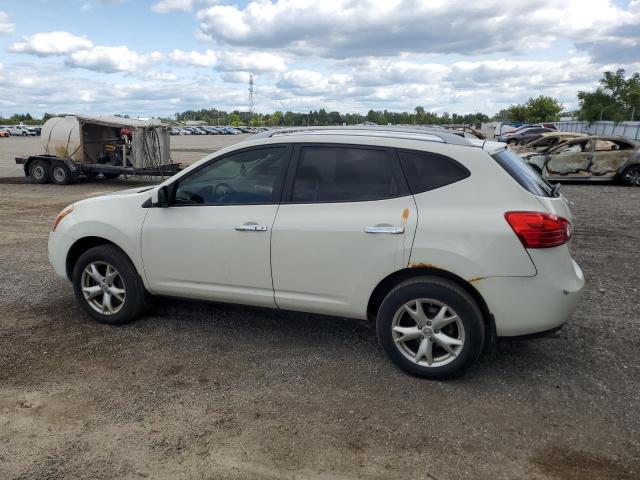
[270,144,417,319]
[589,138,636,179]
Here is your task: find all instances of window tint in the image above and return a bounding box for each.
[291,146,399,202]
[398,150,470,194]
[492,149,556,197]
[174,146,288,205]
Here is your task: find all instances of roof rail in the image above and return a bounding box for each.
[250,125,474,146]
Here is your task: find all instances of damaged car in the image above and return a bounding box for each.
[511,132,588,157]
[525,135,640,186]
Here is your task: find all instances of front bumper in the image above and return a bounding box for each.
[475,246,584,337]
[48,230,76,281]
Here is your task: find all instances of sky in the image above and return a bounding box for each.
[0,0,639,118]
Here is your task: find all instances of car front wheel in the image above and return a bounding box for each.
[72,245,149,325]
[377,277,484,379]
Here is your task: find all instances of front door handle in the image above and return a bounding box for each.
[365,226,404,234]
[235,224,268,232]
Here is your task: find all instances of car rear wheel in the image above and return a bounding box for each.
[51,164,73,185]
[377,277,484,379]
[29,160,51,184]
[621,165,640,187]
[72,245,149,325]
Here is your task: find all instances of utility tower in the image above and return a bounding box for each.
[248,74,255,120]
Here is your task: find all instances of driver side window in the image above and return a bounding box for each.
[174,146,288,205]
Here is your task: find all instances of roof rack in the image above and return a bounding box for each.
[251,125,474,146]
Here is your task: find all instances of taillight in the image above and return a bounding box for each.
[504,211,571,248]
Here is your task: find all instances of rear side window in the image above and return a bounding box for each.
[398,150,470,194]
[492,149,556,197]
[291,146,400,203]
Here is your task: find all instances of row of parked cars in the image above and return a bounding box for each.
[169,126,269,136]
[497,125,640,187]
[0,125,42,137]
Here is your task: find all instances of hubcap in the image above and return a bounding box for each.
[32,165,44,179]
[391,298,465,368]
[53,167,65,182]
[80,261,126,315]
[625,169,640,186]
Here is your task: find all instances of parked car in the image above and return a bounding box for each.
[511,132,587,156]
[48,127,584,379]
[1,125,26,136]
[14,125,38,136]
[169,127,182,135]
[499,127,555,145]
[0,128,10,137]
[525,135,640,186]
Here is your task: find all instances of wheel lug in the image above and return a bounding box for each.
[427,321,431,326]
[434,329,439,333]
[421,335,425,339]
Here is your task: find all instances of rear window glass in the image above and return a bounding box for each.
[398,150,470,194]
[492,149,556,197]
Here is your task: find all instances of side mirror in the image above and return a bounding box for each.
[151,185,169,208]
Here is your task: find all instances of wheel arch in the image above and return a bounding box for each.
[66,236,128,281]
[367,267,493,336]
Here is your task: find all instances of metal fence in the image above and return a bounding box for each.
[554,121,640,141]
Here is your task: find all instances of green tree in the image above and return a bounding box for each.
[525,95,563,122]
[578,69,640,121]
[506,104,528,123]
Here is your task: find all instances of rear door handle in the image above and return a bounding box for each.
[235,224,268,232]
[365,226,404,234]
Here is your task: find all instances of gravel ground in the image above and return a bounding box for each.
[0,136,639,479]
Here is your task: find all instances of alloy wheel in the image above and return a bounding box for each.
[391,298,465,367]
[80,261,126,315]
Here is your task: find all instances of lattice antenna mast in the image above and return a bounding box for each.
[248,74,255,119]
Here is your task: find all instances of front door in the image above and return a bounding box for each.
[271,144,417,319]
[544,139,594,179]
[141,145,291,308]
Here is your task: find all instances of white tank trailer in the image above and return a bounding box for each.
[15,115,179,184]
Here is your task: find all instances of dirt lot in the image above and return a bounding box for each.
[1,135,639,479]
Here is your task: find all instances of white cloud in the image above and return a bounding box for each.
[9,31,94,56]
[152,0,195,13]
[169,49,217,67]
[0,11,14,35]
[216,51,287,72]
[67,46,163,73]
[196,0,640,60]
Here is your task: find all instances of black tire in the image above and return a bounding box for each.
[620,165,640,187]
[29,159,51,184]
[72,245,149,325]
[377,276,485,379]
[22,131,27,136]
[51,163,73,185]
[507,138,518,146]
[102,173,120,180]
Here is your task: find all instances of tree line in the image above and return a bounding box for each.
[3,70,637,126]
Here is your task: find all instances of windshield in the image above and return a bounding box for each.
[492,149,557,197]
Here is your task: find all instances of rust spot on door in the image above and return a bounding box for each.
[402,208,410,224]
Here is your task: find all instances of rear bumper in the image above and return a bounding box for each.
[475,248,584,337]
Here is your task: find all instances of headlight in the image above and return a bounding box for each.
[53,205,74,231]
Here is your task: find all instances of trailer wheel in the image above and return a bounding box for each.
[51,164,73,185]
[102,173,120,180]
[29,160,51,184]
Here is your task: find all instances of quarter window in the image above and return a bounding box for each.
[398,150,470,194]
[291,146,399,203]
[174,146,288,205]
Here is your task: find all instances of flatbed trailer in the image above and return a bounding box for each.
[15,154,181,184]
[17,115,181,184]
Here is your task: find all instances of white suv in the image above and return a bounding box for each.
[48,127,584,378]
